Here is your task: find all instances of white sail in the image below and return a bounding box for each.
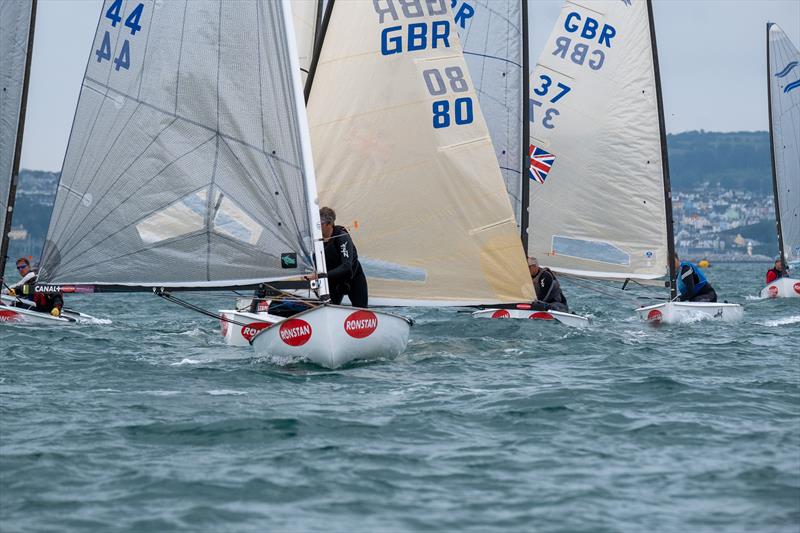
[40,0,321,288]
[307,0,533,305]
[0,0,33,256]
[527,0,669,282]
[456,0,525,223]
[768,23,800,264]
[291,0,319,85]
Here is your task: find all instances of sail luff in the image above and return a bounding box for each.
[520,0,530,254]
[646,0,676,297]
[281,0,329,298]
[0,0,36,278]
[303,0,334,103]
[766,23,786,268]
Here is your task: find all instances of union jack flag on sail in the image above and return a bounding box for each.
[529,144,556,184]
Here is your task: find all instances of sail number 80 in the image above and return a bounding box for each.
[423,66,474,129]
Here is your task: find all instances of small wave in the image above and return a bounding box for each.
[139,390,181,396]
[179,328,204,337]
[745,294,764,301]
[77,317,113,325]
[206,389,247,396]
[171,358,203,366]
[758,315,800,327]
[89,388,120,393]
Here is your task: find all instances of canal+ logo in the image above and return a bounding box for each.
[279,318,312,346]
[344,310,378,339]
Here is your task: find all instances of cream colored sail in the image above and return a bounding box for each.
[291,0,318,85]
[308,0,532,305]
[527,0,669,282]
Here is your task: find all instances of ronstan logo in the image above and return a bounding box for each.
[768,285,779,298]
[0,310,22,323]
[279,319,312,346]
[794,282,800,295]
[647,309,663,323]
[491,309,510,319]
[241,322,269,342]
[344,310,378,339]
[529,312,554,320]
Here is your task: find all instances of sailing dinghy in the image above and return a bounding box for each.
[761,22,800,299]
[306,0,589,328]
[0,0,101,325]
[519,0,740,324]
[35,0,410,367]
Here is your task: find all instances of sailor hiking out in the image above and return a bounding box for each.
[765,257,787,283]
[528,257,569,313]
[674,254,717,303]
[1,257,63,316]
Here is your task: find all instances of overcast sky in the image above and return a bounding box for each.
[19,0,800,171]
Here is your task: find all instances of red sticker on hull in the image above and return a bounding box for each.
[220,317,229,337]
[528,312,554,320]
[344,310,378,339]
[647,309,663,323]
[279,319,312,346]
[491,310,510,319]
[0,310,22,323]
[794,282,800,295]
[768,285,779,298]
[241,322,270,342]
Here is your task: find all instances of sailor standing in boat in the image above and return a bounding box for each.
[528,257,569,313]
[305,207,368,307]
[674,254,717,303]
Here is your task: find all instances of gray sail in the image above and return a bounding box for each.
[456,0,524,223]
[0,0,33,262]
[40,0,316,287]
[768,23,800,264]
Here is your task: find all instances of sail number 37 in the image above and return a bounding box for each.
[96,0,145,71]
[423,66,474,129]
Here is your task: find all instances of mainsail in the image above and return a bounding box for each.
[767,23,800,265]
[0,0,35,277]
[456,0,527,227]
[307,0,533,305]
[291,0,320,85]
[39,0,324,289]
[526,0,672,284]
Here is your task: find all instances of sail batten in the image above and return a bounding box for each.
[40,0,319,288]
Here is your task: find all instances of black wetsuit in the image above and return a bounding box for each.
[324,226,368,307]
[532,268,569,312]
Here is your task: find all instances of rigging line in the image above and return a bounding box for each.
[558,273,666,302]
[155,290,250,328]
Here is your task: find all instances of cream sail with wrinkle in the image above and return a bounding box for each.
[308,0,532,305]
[527,0,669,282]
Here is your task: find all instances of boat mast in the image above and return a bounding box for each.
[1,0,37,279]
[646,0,676,298]
[283,0,330,299]
[304,0,334,103]
[766,22,787,269]
[519,0,530,255]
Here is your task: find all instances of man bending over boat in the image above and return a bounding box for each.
[1,257,63,316]
[528,257,569,313]
[674,254,716,303]
[765,257,787,284]
[305,207,368,308]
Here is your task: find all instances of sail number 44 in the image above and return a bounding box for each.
[96,0,145,71]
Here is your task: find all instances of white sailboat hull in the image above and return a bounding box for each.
[218,309,279,347]
[759,277,800,299]
[250,304,412,368]
[472,307,591,328]
[1,294,102,325]
[636,302,744,324]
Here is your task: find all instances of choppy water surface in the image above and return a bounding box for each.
[1,263,798,532]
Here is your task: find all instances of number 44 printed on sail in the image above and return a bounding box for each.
[96,0,145,71]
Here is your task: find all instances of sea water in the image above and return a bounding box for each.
[1,263,798,532]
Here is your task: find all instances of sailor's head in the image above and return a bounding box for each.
[319,207,336,239]
[16,257,30,275]
[527,256,540,276]
[775,256,784,270]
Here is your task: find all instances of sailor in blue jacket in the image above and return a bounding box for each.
[674,254,717,302]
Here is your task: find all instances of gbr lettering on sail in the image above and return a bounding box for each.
[374,0,475,130]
